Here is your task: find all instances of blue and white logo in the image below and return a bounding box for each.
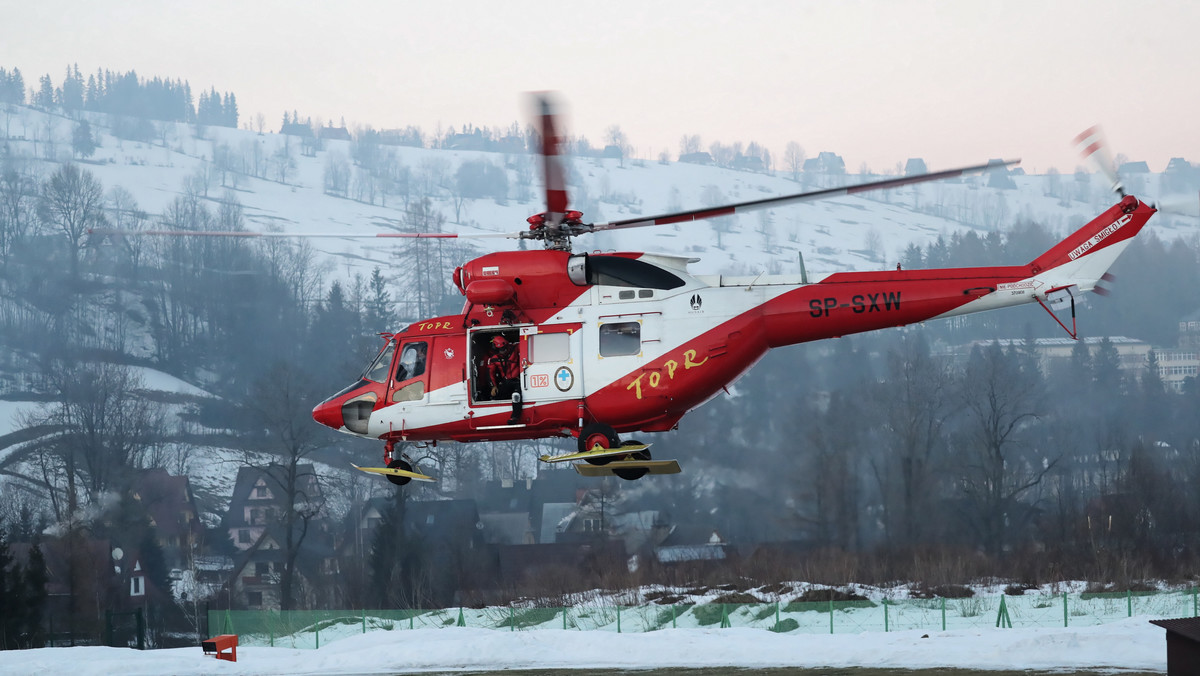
[554,366,574,391]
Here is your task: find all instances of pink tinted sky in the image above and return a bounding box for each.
[5,0,1198,174]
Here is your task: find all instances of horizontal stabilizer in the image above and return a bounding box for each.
[1044,285,1085,311]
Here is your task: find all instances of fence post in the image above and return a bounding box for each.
[1127,590,1132,618]
[941,598,946,632]
[884,599,889,633]
[457,608,466,627]
[562,608,567,631]
[315,618,320,650]
[1063,592,1068,628]
[995,596,1012,628]
[510,607,515,632]
[1193,588,1197,617]
[135,608,145,650]
[672,604,677,629]
[829,598,834,634]
[719,604,730,629]
[363,608,367,634]
[617,606,622,633]
[775,601,780,628]
[409,610,414,630]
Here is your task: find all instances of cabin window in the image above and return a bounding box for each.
[364,342,395,383]
[600,322,641,357]
[391,381,425,403]
[395,342,427,382]
[618,290,635,300]
[530,333,570,363]
[586,255,685,289]
[639,289,654,298]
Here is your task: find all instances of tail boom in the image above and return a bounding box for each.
[761,196,1155,346]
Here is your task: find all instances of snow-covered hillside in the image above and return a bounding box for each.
[6,104,1196,287]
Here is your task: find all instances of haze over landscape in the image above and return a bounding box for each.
[2,3,1200,673]
[6,0,1200,172]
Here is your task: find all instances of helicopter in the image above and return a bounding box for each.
[301,107,1160,486]
[106,100,1161,486]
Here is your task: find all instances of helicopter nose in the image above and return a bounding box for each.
[312,398,344,430]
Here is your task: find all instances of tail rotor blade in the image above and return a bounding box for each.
[1073,125,1124,196]
[1150,192,1200,217]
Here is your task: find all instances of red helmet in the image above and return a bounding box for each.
[491,335,509,349]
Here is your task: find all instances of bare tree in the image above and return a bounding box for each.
[17,361,166,520]
[701,185,735,248]
[871,335,955,547]
[0,157,40,271]
[953,342,1051,556]
[784,141,806,182]
[605,125,632,167]
[323,151,351,197]
[38,163,105,279]
[105,186,148,277]
[679,134,702,157]
[244,363,329,610]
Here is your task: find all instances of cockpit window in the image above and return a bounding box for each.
[363,343,395,383]
[395,342,427,382]
[587,256,685,289]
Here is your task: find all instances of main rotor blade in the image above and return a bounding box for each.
[587,160,1020,233]
[532,92,570,223]
[89,228,519,240]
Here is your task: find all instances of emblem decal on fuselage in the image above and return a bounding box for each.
[554,366,574,391]
[443,348,455,359]
[689,294,703,311]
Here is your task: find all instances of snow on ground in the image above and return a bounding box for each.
[128,366,215,398]
[0,400,43,437]
[0,617,1168,675]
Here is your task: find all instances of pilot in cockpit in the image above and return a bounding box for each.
[395,343,426,383]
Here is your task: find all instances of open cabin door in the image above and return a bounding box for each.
[519,323,583,405]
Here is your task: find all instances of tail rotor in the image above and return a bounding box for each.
[1073,125,1125,197]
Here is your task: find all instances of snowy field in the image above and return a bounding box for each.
[0,618,1168,674]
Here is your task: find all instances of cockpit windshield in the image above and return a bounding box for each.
[363,342,395,383]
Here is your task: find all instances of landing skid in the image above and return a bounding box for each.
[351,463,437,483]
[539,442,652,464]
[573,459,682,477]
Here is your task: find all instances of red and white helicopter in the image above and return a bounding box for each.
[113,101,1160,485]
[303,110,1157,485]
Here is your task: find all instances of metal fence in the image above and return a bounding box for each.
[208,588,1199,650]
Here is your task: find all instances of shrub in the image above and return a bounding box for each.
[496,607,560,629]
[691,604,726,626]
[771,618,799,633]
[911,584,974,599]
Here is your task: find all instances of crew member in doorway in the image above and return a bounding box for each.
[486,334,523,424]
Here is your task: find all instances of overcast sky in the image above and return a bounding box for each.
[5,0,1198,174]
